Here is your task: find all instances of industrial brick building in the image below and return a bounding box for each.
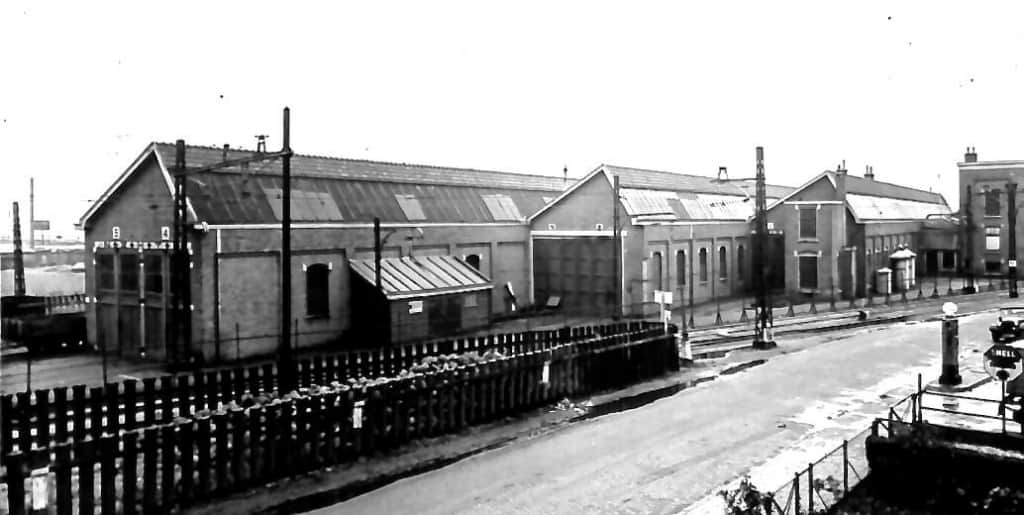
[529,164,793,317]
[765,164,954,300]
[78,143,564,361]
[957,147,1024,282]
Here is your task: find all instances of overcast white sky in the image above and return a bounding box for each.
[2,1,1024,240]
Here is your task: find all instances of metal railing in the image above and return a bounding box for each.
[766,427,871,515]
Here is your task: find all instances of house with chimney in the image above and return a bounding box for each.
[765,163,955,300]
[958,147,1024,281]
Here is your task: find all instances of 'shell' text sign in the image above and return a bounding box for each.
[984,345,1024,382]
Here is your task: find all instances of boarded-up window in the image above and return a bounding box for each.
[306,263,330,317]
[799,255,818,290]
[718,246,728,279]
[144,254,163,293]
[120,253,139,292]
[481,194,522,221]
[799,208,817,239]
[676,250,686,286]
[97,254,115,290]
[985,189,1001,217]
[699,248,708,281]
[395,194,427,221]
[986,226,1001,251]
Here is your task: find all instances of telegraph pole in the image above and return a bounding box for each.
[613,175,622,320]
[1009,182,1018,298]
[279,107,296,392]
[963,185,976,294]
[753,147,775,349]
[170,140,189,367]
[374,217,382,289]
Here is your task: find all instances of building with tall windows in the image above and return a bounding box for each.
[958,147,1024,282]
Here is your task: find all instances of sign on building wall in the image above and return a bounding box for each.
[409,300,423,314]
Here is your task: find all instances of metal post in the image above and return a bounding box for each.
[11,202,26,296]
[843,439,849,493]
[807,462,814,514]
[753,147,775,349]
[963,185,977,293]
[374,217,382,289]
[1003,380,1008,434]
[794,473,802,515]
[235,323,241,363]
[1009,183,1018,298]
[29,177,35,249]
[279,107,296,393]
[613,175,622,320]
[26,347,32,392]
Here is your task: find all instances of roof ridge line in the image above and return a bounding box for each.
[153,141,565,182]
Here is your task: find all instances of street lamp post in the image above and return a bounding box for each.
[1008,182,1018,298]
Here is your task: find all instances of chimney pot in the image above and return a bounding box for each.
[965,146,978,163]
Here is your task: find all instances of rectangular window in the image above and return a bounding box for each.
[986,260,1002,274]
[942,251,956,269]
[120,253,139,292]
[97,254,115,290]
[262,187,343,221]
[306,263,331,317]
[144,254,163,293]
[985,189,1001,217]
[699,248,708,282]
[986,226,1001,251]
[798,255,818,290]
[799,208,817,239]
[464,292,478,308]
[395,194,427,221]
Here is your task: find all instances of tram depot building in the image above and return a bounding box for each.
[78,142,959,362]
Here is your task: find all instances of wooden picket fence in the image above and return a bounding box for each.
[1,322,662,459]
[1,327,678,515]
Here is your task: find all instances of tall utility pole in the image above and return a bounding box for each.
[963,185,976,293]
[1009,182,1018,298]
[29,178,34,249]
[752,147,775,349]
[374,217,382,289]
[11,202,26,296]
[279,107,296,392]
[612,175,622,320]
[170,140,190,367]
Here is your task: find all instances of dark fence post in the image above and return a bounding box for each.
[124,379,138,431]
[88,387,103,442]
[77,439,96,515]
[1,394,13,457]
[196,416,212,502]
[124,430,139,515]
[160,424,176,510]
[231,408,246,492]
[808,462,814,514]
[214,411,229,495]
[159,376,174,422]
[104,382,120,436]
[793,472,801,515]
[7,451,25,515]
[142,427,158,513]
[843,439,849,494]
[55,443,72,515]
[179,420,195,507]
[34,389,51,450]
[100,434,117,515]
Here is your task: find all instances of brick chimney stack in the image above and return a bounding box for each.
[865,165,875,181]
[835,160,847,201]
[965,147,978,163]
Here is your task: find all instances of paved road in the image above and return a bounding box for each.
[310,312,998,515]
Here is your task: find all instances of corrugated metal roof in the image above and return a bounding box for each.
[160,144,558,224]
[621,188,755,221]
[349,255,492,300]
[847,193,953,221]
[604,164,794,199]
[156,143,566,191]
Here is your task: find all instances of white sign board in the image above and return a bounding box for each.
[352,400,365,429]
[654,290,673,305]
[1011,260,1019,268]
[408,300,423,314]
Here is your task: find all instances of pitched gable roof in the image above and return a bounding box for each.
[529,163,794,223]
[766,170,951,222]
[831,171,946,205]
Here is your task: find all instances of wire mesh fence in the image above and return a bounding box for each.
[768,427,873,515]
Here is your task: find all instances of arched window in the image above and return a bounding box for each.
[699,248,708,281]
[676,250,686,286]
[737,245,745,281]
[651,252,663,291]
[465,254,481,270]
[718,246,728,279]
[306,263,331,317]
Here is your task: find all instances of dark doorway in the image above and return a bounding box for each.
[925,250,939,277]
